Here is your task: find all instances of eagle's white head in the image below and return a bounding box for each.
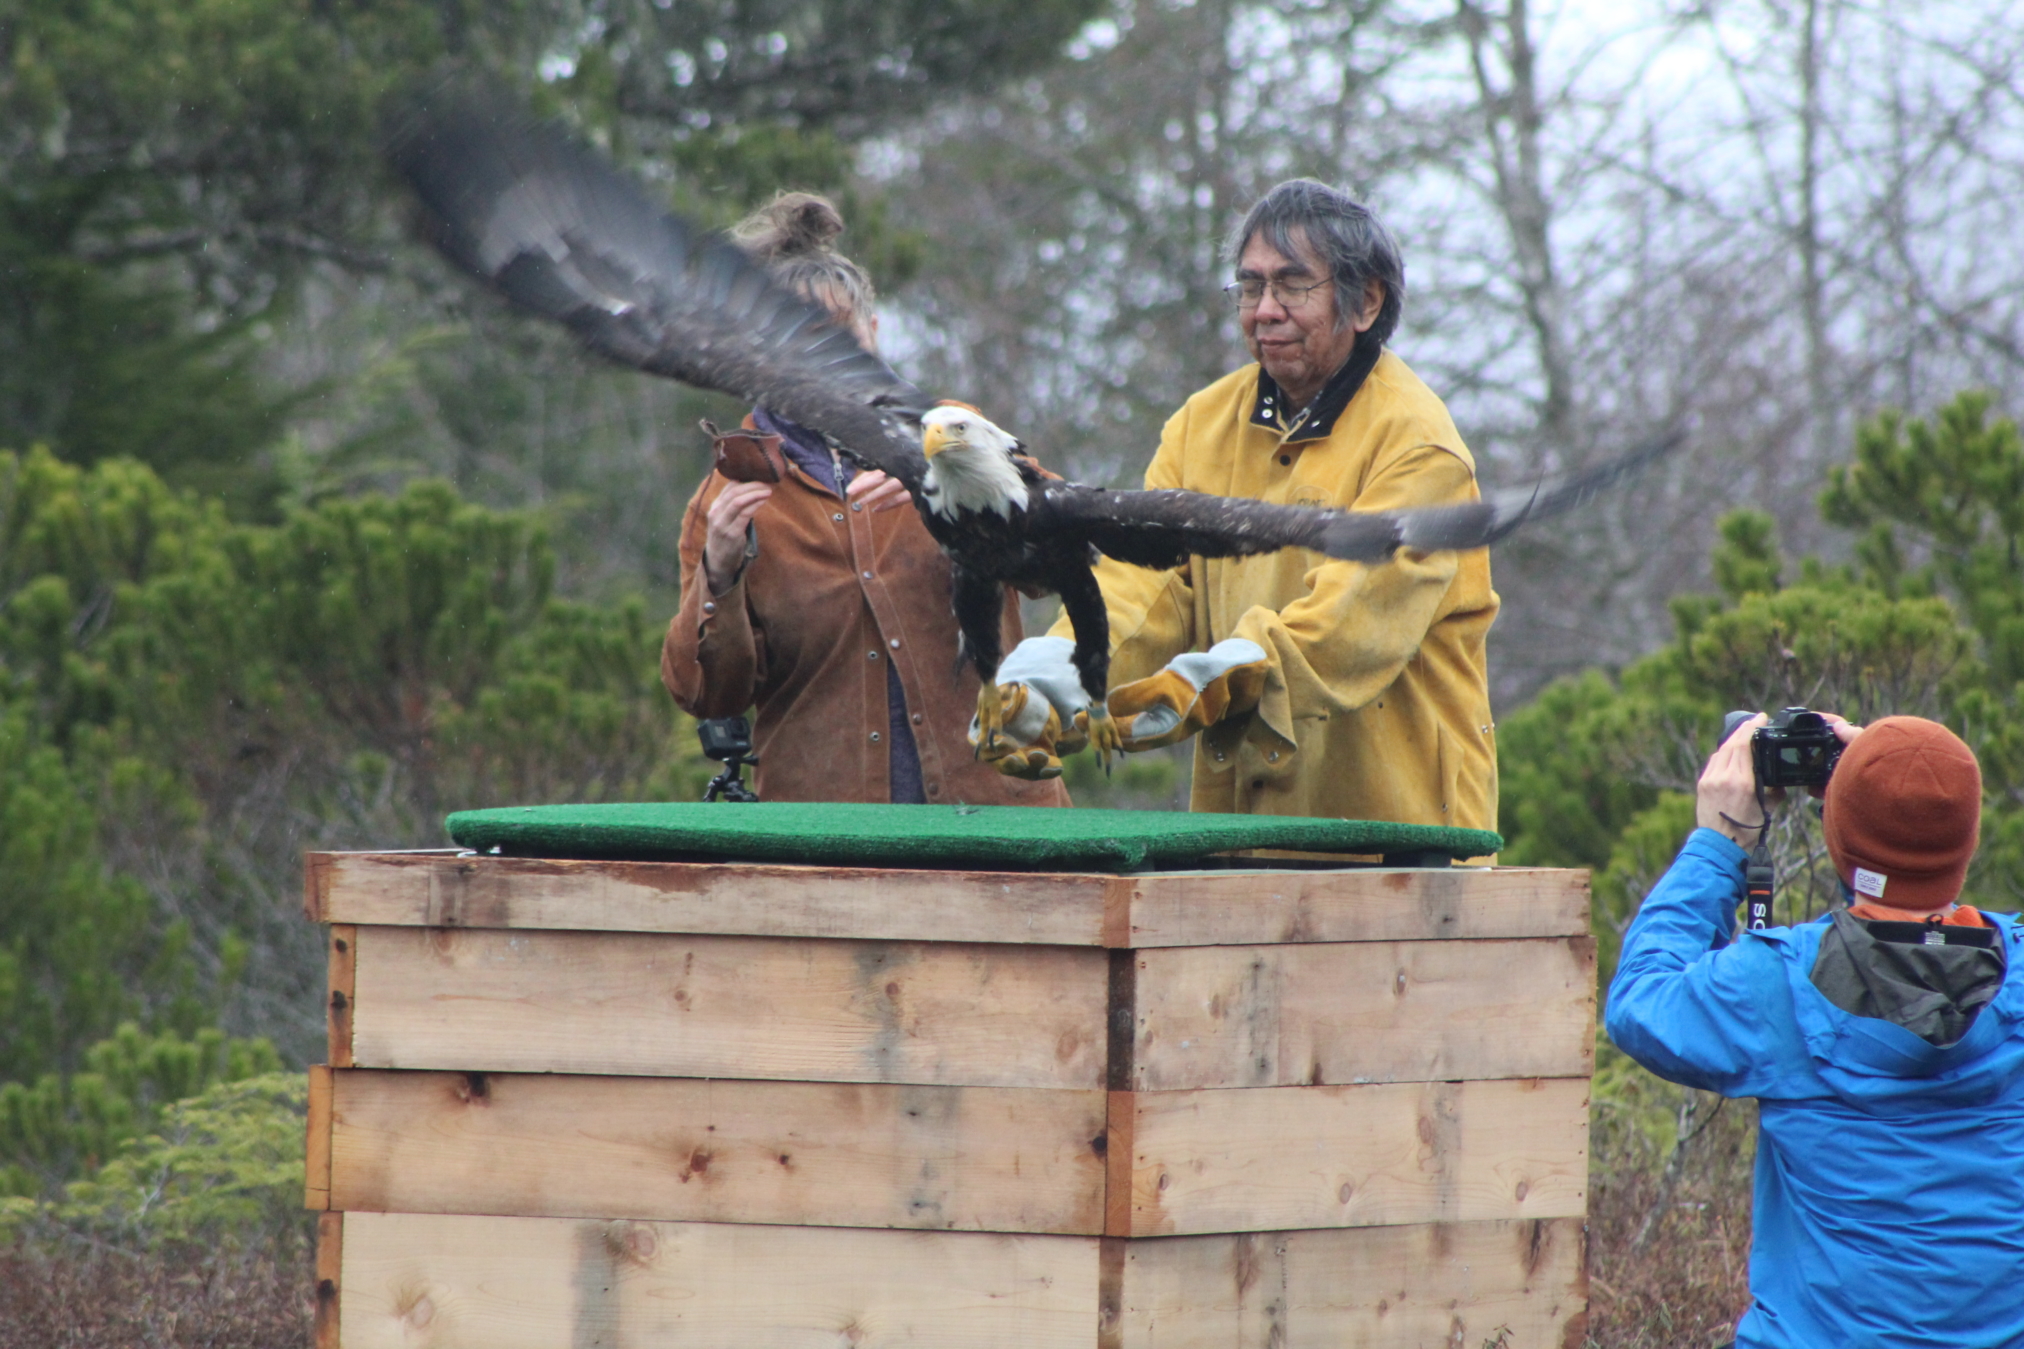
[919,404,1030,519]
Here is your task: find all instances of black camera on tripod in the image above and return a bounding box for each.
[1721,706,1845,790]
[698,716,759,802]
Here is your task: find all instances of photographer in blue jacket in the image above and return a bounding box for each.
[1607,712,2024,1349]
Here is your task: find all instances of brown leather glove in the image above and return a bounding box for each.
[1105,640,1269,751]
[968,637,1090,780]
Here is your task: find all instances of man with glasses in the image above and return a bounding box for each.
[983,179,1498,837]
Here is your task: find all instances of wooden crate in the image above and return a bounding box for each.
[305,852,1595,1348]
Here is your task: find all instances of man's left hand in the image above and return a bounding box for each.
[1106,640,1269,751]
[847,470,912,512]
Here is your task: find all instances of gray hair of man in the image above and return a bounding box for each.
[730,191,878,346]
[1224,179,1404,347]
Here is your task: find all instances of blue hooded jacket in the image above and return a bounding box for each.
[1607,828,2024,1349]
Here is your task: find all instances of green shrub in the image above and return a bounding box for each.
[36,1073,310,1255]
[0,1024,278,1200]
[1500,392,2024,983]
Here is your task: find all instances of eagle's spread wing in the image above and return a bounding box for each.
[387,92,1681,582]
[385,89,930,490]
[1030,430,1683,568]
[1028,486,1363,569]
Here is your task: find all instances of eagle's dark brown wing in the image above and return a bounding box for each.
[385,88,930,490]
[1028,430,1683,567]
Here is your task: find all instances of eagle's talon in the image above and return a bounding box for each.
[973,682,1006,757]
[1084,704,1127,775]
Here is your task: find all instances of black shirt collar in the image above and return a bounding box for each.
[1248,335,1384,442]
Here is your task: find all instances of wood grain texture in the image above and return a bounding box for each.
[306,1064,332,1211]
[1098,1238,1129,1349]
[1120,1078,1589,1237]
[309,852,1591,948]
[330,1212,1584,1349]
[328,1069,1108,1235]
[1110,1218,1586,1348]
[347,926,1107,1088]
[326,925,356,1068]
[305,852,332,923]
[337,1211,1100,1349]
[1131,937,1596,1090]
[311,852,1114,946]
[313,1211,342,1349]
[1103,1092,1136,1239]
[1123,867,1591,947]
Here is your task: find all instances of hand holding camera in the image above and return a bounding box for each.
[1700,707,1862,848]
[1700,708,1863,930]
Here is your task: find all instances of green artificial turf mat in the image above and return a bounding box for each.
[444,802,1501,872]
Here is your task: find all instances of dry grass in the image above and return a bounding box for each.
[1584,1083,1757,1347]
[0,1244,311,1349]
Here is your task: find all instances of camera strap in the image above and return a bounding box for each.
[1745,842,1775,931]
[1743,781,1775,932]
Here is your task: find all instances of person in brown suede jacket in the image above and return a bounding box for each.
[661,193,1067,808]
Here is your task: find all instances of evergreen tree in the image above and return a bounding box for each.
[0,449,707,1090]
[1499,392,2024,979]
[0,1025,279,1200]
[0,0,1104,514]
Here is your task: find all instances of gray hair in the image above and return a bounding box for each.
[730,191,877,333]
[1224,180,1404,345]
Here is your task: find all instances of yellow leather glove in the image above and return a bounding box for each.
[1105,639,1269,751]
[968,637,1092,780]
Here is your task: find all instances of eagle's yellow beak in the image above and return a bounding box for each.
[922,422,959,459]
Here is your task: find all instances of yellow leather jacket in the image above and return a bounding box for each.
[1055,349,1499,834]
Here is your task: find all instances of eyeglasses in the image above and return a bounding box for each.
[1223,276,1332,310]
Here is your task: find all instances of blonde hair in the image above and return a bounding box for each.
[730,192,877,337]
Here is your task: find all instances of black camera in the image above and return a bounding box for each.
[698,716,759,802]
[1722,706,1844,789]
[697,716,754,763]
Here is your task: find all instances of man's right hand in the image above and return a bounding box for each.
[703,481,772,595]
[1697,712,1770,848]
[971,636,1092,780]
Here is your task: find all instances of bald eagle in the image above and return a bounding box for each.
[388,94,1677,756]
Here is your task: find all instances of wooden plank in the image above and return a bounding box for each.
[332,1214,1583,1349]
[312,851,1115,946]
[347,926,1107,1088]
[1098,1238,1129,1349]
[313,1211,342,1349]
[1110,1218,1586,1348]
[1106,949,1137,1091]
[1120,1078,1589,1237]
[1131,937,1596,1090]
[328,1069,1108,1235]
[1103,1092,1135,1239]
[310,852,1592,948]
[337,1211,1099,1349]
[1100,876,1135,948]
[327,925,356,1068]
[305,851,332,923]
[1124,867,1591,947]
[305,1064,333,1210]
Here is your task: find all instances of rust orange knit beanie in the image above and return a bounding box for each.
[1822,716,1981,911]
